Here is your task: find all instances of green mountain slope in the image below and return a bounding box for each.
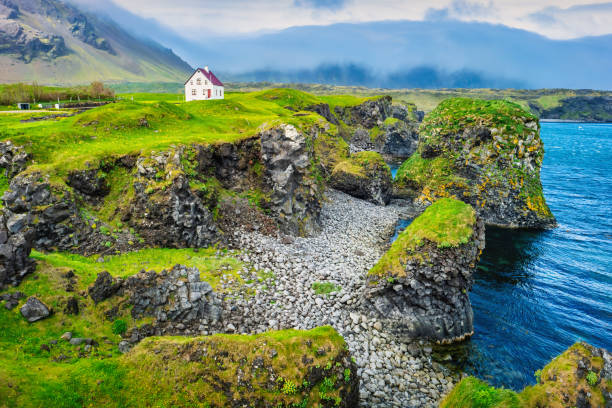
[0,0,192,84]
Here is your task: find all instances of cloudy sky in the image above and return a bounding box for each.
[102,0,612,39]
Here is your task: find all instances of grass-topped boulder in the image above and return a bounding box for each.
[119,326,359,408]
[441,342,612,408]
[330,151,392,205]
[364,198,485,343]
[395,98,555,229]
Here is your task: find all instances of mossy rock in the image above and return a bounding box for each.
[441,342,612,408]
[330,151,392,205]
[120,326,359,408]
[396,98,555,229]
[369,198,476,278]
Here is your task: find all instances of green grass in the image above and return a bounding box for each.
[369,198,475,277]
[0,89,331,177]
[332,150,389,178]
[419,98,537,139]
[312,282,341,295]
[440,377,521,408]
[32,247,244,292]
[117,326,351,408]
[0,173,9,208]
[0,246,249,408]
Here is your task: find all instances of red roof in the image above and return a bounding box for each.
[185,67,224,86]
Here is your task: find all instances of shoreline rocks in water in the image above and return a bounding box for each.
[364,198,484,343]
[395,98,556,229]
[441,341,612,407]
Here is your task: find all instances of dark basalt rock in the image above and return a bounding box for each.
[67,169,110,197]
[379,120,419,159]
[260,124,321,236]
[305,103,339,125]
[130,150,218,248]
[364,214,485,343]
[20,296,51,322]
[330,153,392,206]
[88,271,121,304]
[1,291,24,310]
[1,173,87,251]
[0,141,29,178]
[0,211,35,287]
[195,136,261,192]
[334,96,392,128]
[126,265,222,325]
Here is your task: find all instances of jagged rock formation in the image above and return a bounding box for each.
[335,96,392,128]
[442,342,612,407]
[88,271,121,304]
[0,211,35,287]
[261,124,321,235]
[337,96,419,160]
[396,98,556,229]
[330,151,392,205]
[124,265,223,336]
[2,172,87,251]
[364,198,484,343]
[129,151,218,248]
[121,326,359,408]
[0,141,29,178]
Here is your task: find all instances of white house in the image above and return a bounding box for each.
[184,66,224,102]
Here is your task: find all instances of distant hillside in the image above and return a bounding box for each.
[192,20,612,90]
[0,0,192,84]
[223,82,612,122]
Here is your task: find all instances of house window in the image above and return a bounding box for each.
[190,80,193,85]
[196,78,201,85]
[191,89,196,95]
[203,89,206,96]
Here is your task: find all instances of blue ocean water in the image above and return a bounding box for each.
[391,123,612,390]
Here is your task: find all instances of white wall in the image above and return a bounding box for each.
[185,70,224,101]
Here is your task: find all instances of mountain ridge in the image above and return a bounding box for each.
[0,0,192,85]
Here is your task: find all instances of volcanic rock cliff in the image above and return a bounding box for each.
[364,198,484,343]
[395,98,556,229]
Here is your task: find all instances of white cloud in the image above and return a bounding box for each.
[106,0,612,39]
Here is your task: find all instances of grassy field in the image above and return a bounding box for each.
[0,247,246,407]
[0,89,359,177]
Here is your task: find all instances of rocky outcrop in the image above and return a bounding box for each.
[335,96,392,128]
[364,198,484,343]
[125,265,223,332]
[442,342,612,408]
[88,271,121,304]
[0,18,68,62]
[396,98,556,229]
[67,169,110,198]
[338,97,420,160]
[261,124,321,236]
[306,103,339,125]
[330,151,392,205]
[20,296,51,322]
[0,210,35,287]
[2,172,85,251]
[128,150,218,248]
[121,326,359,408]
[0,141,29,178]
[377,119,419,159]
